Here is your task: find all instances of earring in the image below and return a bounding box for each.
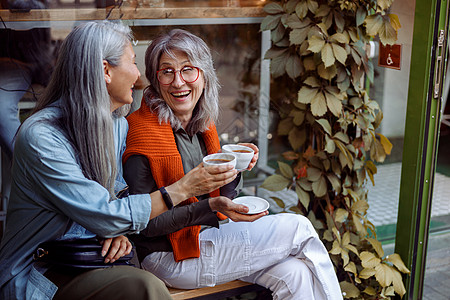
[106,78,111,83]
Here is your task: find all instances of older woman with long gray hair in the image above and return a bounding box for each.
[123,29,343,300]
[0,22,234,300]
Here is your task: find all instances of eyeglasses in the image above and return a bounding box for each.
[156,66,200,85]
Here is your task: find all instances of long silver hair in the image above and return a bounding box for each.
[34,21,132,196]
[143,29,220,136]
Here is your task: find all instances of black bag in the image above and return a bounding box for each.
[34,238,135,269]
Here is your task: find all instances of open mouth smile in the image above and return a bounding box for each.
[171,91,191,98]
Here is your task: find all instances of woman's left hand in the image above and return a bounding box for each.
[99,235,132,263]
[238,143,259,171]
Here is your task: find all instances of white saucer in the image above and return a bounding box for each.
[233,196,270,214]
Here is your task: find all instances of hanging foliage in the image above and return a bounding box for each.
[260,0,409,298]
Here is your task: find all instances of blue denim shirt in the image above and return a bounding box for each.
[0,102,152,299]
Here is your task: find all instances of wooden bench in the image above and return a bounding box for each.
[168,280,270,300]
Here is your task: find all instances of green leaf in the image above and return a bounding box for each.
[311,91,327,117]
[298,178,312,192]
[295,184,310,209]
[307,0,319,14]
[263,2,284,14]
[270,196,286,209]
[285,12,309,29]
[344,261,357,275]
[330,32,349,44]
[261,174,291,191]
[298,86,319,104]
[325,90,342,117]
[307,210,324,229]
[325,135,336,153]
[290,27,310,45]
[288,127,306,150]
[326,173,341,193]
[334,11,345,32]
[278,117,294,135]
[286,53,304,79]
[321,43,335,67]
[312,175,327,197]
[286,0,300,14]
[375,263,394,287]
[316,118,332,135]
[330,239,342,255]
[350,97,363,109]
[356,5,367,27]
[295,1,308,19]
[261,14,283,32]
[339,281,360,298]
[364,14,384,37]
[271,22,286,43]
[307,167,322,181]
[270,53,288,78]
[291,110,305,126]
[323,229,333,241]
[360,251,381,268]
[334,132,349,144]
[368,237,385,258]
[318,63,337,80]
[386,253,410,274]
[307,35,326,53]
[332,44,347,65]
[264,47,289,59]
[304,76,320,87]
[278,161,294,178]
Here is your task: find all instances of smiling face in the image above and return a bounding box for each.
[158,50,205,126]
[105,43,141,112]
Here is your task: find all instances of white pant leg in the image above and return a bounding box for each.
[240,256,327,300]
[140,214,342,299]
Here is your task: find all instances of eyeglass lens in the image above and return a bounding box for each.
[158,67,199,85]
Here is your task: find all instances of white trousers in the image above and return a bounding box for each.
[141,214,343,300]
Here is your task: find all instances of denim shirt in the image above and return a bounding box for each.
[0,102,152,300]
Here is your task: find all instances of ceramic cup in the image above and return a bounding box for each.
[203,153,236,171]
[222,144,254,171]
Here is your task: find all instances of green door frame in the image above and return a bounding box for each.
[395,0,449,299]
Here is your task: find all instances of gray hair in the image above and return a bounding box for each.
[143,29,219,135]
[34,21,133,196]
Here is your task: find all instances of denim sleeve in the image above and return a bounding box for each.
[16,119,151,238]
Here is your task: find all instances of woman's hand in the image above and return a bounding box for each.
[169,163,238,203]
[208,196,268,222]
[99,235,132,263]
[238,143,259,171]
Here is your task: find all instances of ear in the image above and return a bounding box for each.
[103,60,111,84]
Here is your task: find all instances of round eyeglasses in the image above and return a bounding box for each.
[156,66,200,85]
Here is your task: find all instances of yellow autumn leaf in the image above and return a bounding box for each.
[339,281,360,298]
[360,251,381,268]
[335,208,349,223]
[368,237,385,258]
[375,263,394,287]
[298,86,319,104]
[325,90,342,117]
[312,175,327,197]
[344,261,357,274]
[386,253,410,274]
[391,266,407,297]
[389,14,401,31]
[307,35,326,53]
[321,43,335,67]
[295,184,311,210]
[311,91,328,117]
[378,133,393,155]
[332,43,348,65]
[365,14,384,37]
[362,286,377,295]
[352,200,369,214]
[359,268,376,279]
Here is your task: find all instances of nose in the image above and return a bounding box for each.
[171,71,185,87]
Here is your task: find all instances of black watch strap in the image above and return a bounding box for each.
[159,186,174,210]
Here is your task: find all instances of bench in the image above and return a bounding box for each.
[168,280,271,300]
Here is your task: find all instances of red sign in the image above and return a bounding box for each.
[378,43,402,70]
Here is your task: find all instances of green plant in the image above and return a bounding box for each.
[259,0,409,298]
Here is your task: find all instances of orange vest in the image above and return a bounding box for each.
[123,103,226,261]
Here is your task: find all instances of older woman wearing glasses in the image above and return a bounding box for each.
[123,29,342,300]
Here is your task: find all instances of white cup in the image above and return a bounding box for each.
[222,144,254,171]
[203,153,236,171]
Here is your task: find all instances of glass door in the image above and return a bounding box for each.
[395,0,449,299]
